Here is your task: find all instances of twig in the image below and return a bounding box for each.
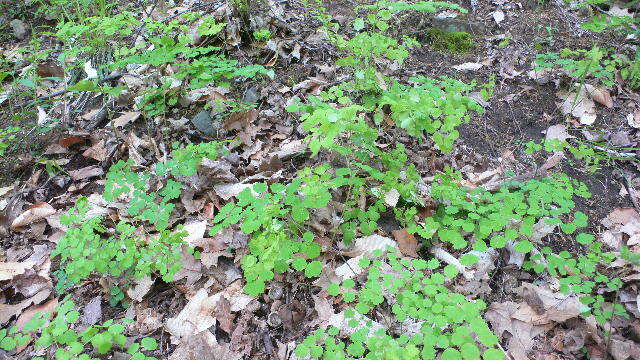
[430,247,474,280]
[22,72,135,107]
[620,170,640,215]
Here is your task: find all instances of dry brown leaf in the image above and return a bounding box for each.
[112,111,141,127]
[168,332,242,360]
[69,165,104,181]
[82,140,108,162]
[58,135,86,148]
[392,229,419,258]
[545,124,574,143]
[583,84,613,108]
[485,301,552,359]
[126,276,154,303]
[14,297,58,352]
[11,202,56,230]
[0,289,50,325]
[515,283,583,325]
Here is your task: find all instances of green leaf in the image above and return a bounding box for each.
[513,240,533,253]
[244,280,265,297]
[141,337,158,351]
[482,348,505,360]
[460,254,479,266]
[304,260,323,278]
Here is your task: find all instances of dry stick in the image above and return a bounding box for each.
[429,247,474,280]
[620,170,640,214]
[22,72,135,107]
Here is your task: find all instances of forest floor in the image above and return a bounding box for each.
[1,0,640,359]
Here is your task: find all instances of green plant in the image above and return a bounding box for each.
[53,142,223,294]
[425,28,475,54]
[0,299,158,359]
[376,76,484,152]
[535,46,616,87]
[328,0,466,93]
[253,29,272,42]
[296,248,505,360]
[407,169,590,252]
[0,126,19,156]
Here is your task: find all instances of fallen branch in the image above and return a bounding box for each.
[21,72,134,107]
[430,247,474,280]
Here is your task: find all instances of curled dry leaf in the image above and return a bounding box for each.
[583,84,613,108]
[335,235,397,280]
[11,202,56,230]
[165,288,221,343]
[112,111,141,128]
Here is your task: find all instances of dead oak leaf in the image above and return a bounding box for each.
[11,202,56,230]
[392,229,419,258]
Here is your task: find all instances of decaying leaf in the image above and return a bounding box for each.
[0,261,36,281]
[557,88,597,125]
[11,202,56,230]
[392,229,419,258]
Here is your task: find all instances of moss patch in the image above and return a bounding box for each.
[426,28,475,54]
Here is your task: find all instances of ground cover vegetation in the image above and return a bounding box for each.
[0,0,640,359]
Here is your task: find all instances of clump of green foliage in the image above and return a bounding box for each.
[253,29,272,42]
[425,28,475,54]
[536,45,640,90]
[296,248,506,360]
[53,142,223,300]
[0,126,19,156]
[0,298,158,360]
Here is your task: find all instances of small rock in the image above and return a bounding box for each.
[10,19,28,40]
[190,110,215,136]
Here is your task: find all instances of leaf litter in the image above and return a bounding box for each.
[0,0,640,359]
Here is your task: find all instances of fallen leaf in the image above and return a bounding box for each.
[165,288,221,342]
[80,296,102,328]
[183,220,208,247]
[0,289,50,325]
[392,229,419,257]
[627,108,640,129]
[583,84,613,108]
[452,62,483,71]
[492,10,505,24]
[112,111,141,127]
[69,165,104,181]
[515,283,584,325]
[11,202,56,230]
[127,276,154,302]
[0,261,36,281]
[485,301,552,359]
[557,88,597,125]
[168,332,242,360]
[544,124,574,144]
[82,140,108,162]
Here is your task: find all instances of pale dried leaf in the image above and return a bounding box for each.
[127,276,154,302]
[453,62,484,71]
[165,288,222,342]
[11,202,56,230]
[557,89,597,125]
[0,261,36,281]
[112,111,141,127]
